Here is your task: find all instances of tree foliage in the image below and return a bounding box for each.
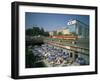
[26,26,49,36]
[53,31,57,36]
[58,32,63,35]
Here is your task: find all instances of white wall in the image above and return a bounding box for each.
[0,0,99,81]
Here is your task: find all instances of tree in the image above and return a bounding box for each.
[32,27,41,36]
[53,31,57,36]
[26,25,49,36]
[58,32,63,35]
[26,28,33,36]
[40,27,44,35]
[44,32,49,36]
[25,49,36,68]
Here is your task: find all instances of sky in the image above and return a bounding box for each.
[25,12,89,31]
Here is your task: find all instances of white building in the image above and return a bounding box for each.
[49,28,70,36]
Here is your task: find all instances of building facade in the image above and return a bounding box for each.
[67,19,89,39]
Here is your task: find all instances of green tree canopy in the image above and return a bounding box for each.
[26,26,49,36]
[58,32,63,35]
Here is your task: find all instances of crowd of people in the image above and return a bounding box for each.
[31,43,86,67]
